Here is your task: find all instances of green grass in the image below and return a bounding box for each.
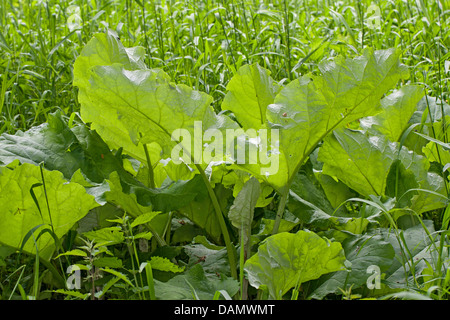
[1,0,448,134]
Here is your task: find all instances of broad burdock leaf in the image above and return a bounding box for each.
[318,128,447,213]
[236,48,410,194]
[287,160,347,230]
[0,111,128,183]
[315,171,356,209]
[409,172,448,214]
[385,160,420,208]
[318,128,430,198]
[288,190,347,230]
[73,30,147,89]
[398,95,450,155]
[221,63,280,130]
[0,163,98,259]
[360,85,424,142]
[244,230,346,300]
[423,141,450,167]
[73,31,237,165]
[0,110,145,195]
[307,233,395,299]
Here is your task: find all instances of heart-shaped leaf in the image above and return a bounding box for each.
[244,230,346,299]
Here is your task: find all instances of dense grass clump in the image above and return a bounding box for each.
[1,0,448,133]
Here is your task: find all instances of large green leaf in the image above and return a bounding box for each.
[315,171,356,209]
[404,96,450,154]
[409,172,448,214]
[0,163,98,259]
[73,30,146,87]
[308,233,395,299]
[0,111,128,184]
[74,31,237,164]
[0,111,150,207]
[236,48,409,194]
[288,187,375,232]
[319,128,447,214]
[385,160,420,208]
[244,230,346,299]
[318,128,430,198]
[360,85,424,142]
[287,161,366,230]
[221,63,279,130]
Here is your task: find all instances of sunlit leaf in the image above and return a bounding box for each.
[244,230,346,299]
